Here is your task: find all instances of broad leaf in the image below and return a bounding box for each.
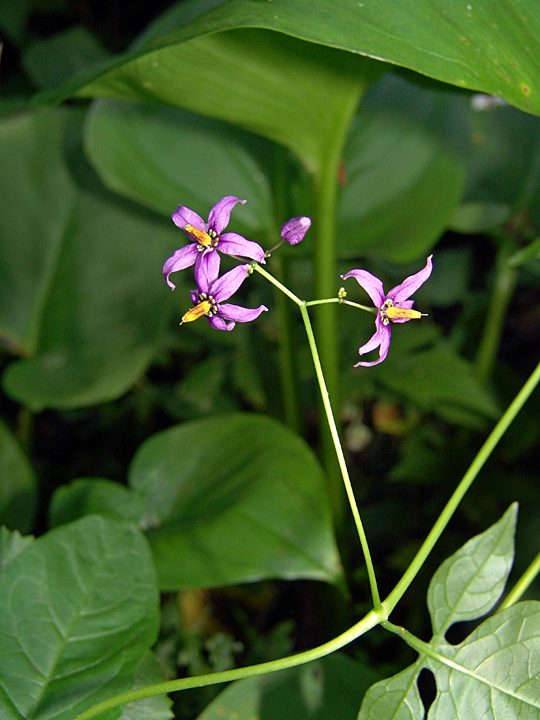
[198,653,378,720]
[0,515,159,720]
[50,413,343,591]
[358,505,536,720]
[85,99,276,237]
[0,419,37,533]
[0,109,179,410]
[337,107,465,262]
[428,504,517,637]
[37,0,540,120]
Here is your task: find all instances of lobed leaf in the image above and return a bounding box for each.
[0,419,37,533]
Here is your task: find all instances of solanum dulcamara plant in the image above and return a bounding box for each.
[74,195,540,720]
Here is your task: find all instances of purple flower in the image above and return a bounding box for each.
[181,252,268,331]
[280,216,311,245]
[163,196,266,289]
[341,255,433,367]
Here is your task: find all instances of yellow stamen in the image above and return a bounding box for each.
[385,307,425,320]
[181,301,212,324]
[185,224,212,246]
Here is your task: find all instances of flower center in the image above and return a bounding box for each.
[181,294,218,324]
[185,225,219,251]
[380,299,423,325]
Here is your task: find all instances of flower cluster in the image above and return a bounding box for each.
[163,196,311,331]
[163,195,432,366]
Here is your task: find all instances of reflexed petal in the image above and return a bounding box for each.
[341,269,386,308]
[355,320,391,367]
[388,255,433,304]
[194,250,220,293]
[208,196,246,235]
[210,264,250,303]
[163,244,199,289]
[218,233,266,263]
[172,205,206,232]
[208,315,235,331]
[217,303,268,322]
[280,216,311,245]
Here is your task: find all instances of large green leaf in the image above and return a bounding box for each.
[0,109,179,410]
[0,419,37,533]
[0,515,159,720]
[358,505,540,720]
[337,107,465,261]
[50,413,343,591]
[37,0,540,126]
[84,98,276,236]
[197,653,378,720]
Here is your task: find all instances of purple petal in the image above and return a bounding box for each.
[387,255,433,304]
[194,250,220,293]
[218,233,266,263]
[390,300,414,324]
[163,245,199,289]
[208,315,235,331]
[341,269,386,308]
[210,264,250,303]
[280,216,311,245]
[208,196,246,236]
[172,205,206,232]
[217,303,268,323]
[190,289,199,305]
[355,318,391,367]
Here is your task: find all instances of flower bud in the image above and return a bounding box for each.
[280,216,311,245]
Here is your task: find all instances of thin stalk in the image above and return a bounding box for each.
[475,239,518,386]
[499,550,540,609]
[383,359,540,616]
[299,303,381,609]
[254,263,380,607]
[74,608,382,720]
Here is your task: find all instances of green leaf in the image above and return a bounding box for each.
[427,503,518,637]
[337,108,465,262]
[84,99,276,236]
[37,0,540,118]
[359,506,539,720]
[371,340,501,428]
[38,20,380,171]
[358,665,423,720]
[120,652,173,720]
[22,26,111,90]
[0,419,37,533]
[50,414,343,591]
[198,653,378,720]
[0,109,178,410]
[426,601,540,718]
[0,515,159,720]
[0,526,33,577]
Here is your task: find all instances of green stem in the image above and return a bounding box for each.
[382,358,540,616]
[305,297,376,313]
[499,550,540,609]
[253,264,380,608]
[475,239,518,386]
[74,608,382,720]
[273,255,302,433]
